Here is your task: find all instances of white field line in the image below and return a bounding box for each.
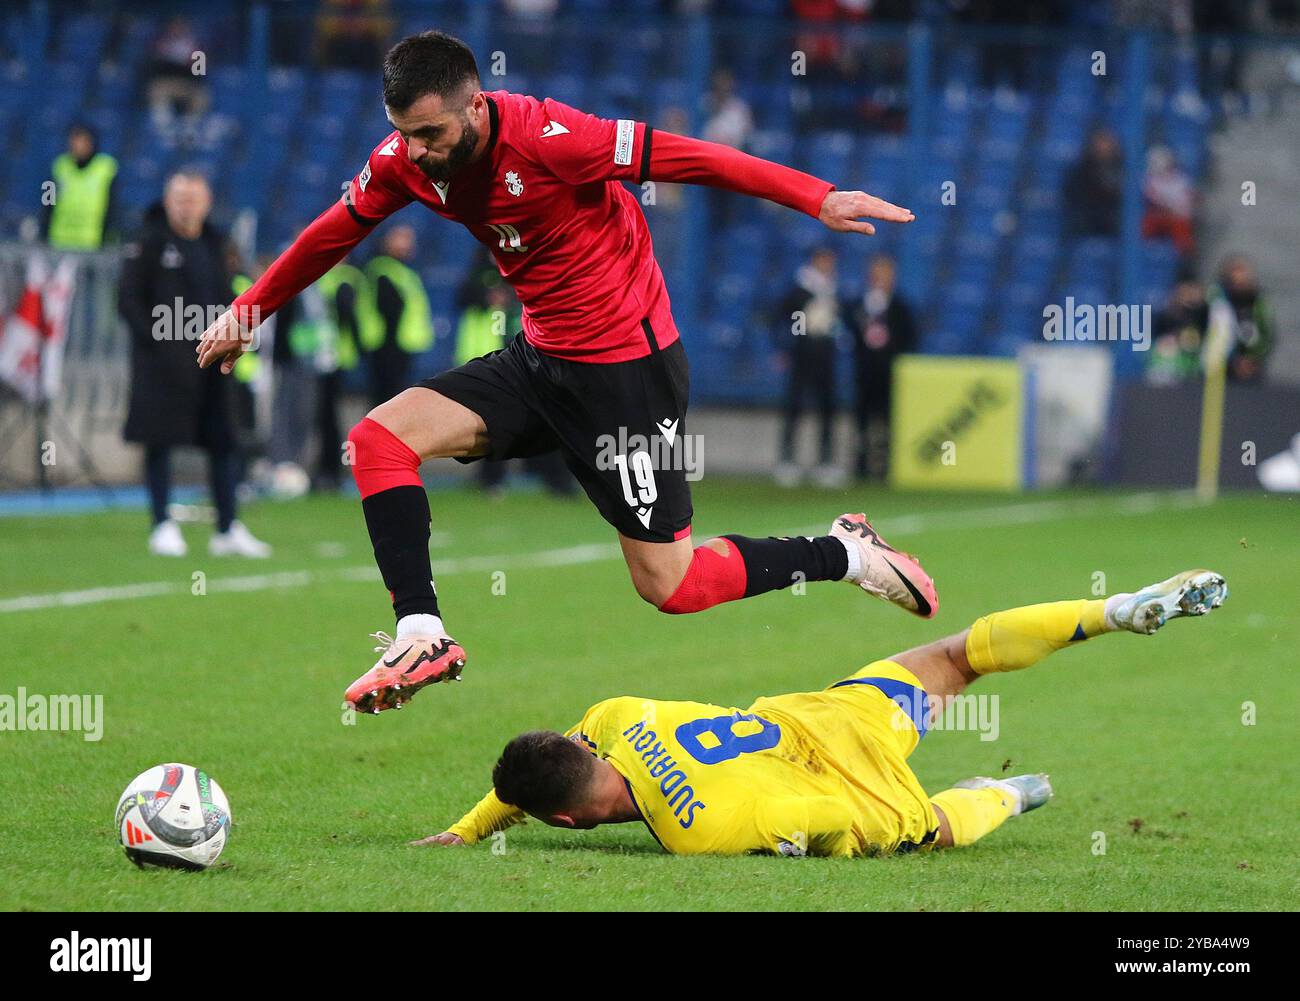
[0,491,1202,615]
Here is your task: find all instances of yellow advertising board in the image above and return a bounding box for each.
[890,355,1024,491]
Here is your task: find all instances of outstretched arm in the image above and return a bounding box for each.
[195,196,371,373]
[646,130,914,234]
[198,131,414,375]
[531,100,913,235]
[420,788,526,847]
[414,720,590,848]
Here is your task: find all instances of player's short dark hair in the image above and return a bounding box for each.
[492,730,596,817]
[382,31,480,112]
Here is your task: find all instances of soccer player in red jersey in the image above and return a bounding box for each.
[197,32,937,713]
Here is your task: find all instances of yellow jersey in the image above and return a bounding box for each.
[447,661,940,857]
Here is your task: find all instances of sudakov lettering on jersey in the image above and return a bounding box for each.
[622,718,707,829]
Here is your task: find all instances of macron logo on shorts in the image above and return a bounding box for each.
[614,119,635,166]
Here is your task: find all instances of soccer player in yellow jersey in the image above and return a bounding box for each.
[417,569,1226,857]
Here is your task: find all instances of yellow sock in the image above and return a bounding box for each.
[965,598,1108,675]
[931,786,1017,847]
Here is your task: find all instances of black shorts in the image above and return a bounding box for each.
[420,327,693,543]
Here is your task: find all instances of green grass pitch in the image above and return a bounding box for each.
[1,479,1296,911]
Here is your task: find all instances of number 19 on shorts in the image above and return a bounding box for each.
[613,451,657,507]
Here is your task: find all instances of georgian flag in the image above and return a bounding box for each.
[0,253,77,403]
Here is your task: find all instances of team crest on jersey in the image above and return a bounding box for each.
[504,170,524,197]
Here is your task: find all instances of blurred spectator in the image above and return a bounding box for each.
[362,225,434,405]
[843,254,916,481]
[1065,128,1123,238]
[227,247,264,469]
[1195,0,1250,99]
[1141,146,1196,258]
[1207,256,1274,383]
[1146,272,1207,386]
[653,106,691,211]
[120,171,269,559]
[261,237,337,498]
[774,247,845,488]
[316,0,392,69]
[702,69,753,233]
[453,253,573,498]
[792,0,843,70]
[702,69,754,151]
[315,259,367,490]
[952,0,1064,91]
[146,17,210,136]
[44,125,118,250]
[790,0,855,131]
[455,252,519,367]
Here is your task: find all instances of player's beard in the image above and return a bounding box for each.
[415,115,480,183]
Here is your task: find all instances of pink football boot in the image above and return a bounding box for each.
[830,512,939,619]
[345,631,467,714]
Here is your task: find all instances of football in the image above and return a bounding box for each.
[115,764,231,871]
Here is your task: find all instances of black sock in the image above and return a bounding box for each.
[721,534,848,597]
[361,485,440,621]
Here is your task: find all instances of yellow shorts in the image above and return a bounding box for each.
[824,659,933,760]
[751,660,939,854]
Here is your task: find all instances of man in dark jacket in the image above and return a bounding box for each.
[844,253,916,481]
[774,246,845,487]
[120,170,270,558]
[1065,128,1123,238]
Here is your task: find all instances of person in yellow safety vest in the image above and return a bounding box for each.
[454,271,520,367]
[314,260,370,489]
[45,124,119,250]
[317,260,367,374]
[451,254,575,499]
[266,268,335,491]
[360,224,433,406]
[230,271,263,385]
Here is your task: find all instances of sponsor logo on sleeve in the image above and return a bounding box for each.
[358,163,372,192]
[614,119,635,166]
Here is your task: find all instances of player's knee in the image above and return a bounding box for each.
[347,418,373,457]
[636,568,683,608]
[348,417,388,460]
[625,556,691,608]
[346,417,422,498]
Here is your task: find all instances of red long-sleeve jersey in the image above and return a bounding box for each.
[234,90,834,363]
